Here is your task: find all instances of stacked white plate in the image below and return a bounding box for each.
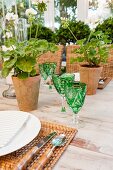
[0,111,41,156]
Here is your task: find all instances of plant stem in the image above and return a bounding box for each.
[35,12,42,39]
[35,24,39,39]
[29,15,32,39]
[86,30,93,43]
[67,26,78,41]
[30,21,32,39]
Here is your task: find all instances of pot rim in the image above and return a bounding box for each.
[80,64,102,68]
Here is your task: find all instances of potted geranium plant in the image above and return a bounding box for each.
[0,2,58,111]
[71,30,112,95]
[61,18,112,95]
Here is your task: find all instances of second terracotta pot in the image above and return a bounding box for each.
[79,65,102,95]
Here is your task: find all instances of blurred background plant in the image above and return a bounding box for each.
[95,17,113,43]
[53,19,90,45]
[54,0,77,26]
[28,24,55,42]
[107,0,113,13]
[89,0,98,10]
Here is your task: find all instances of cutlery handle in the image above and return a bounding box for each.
[33,147,55,170]
[15,146,38,170]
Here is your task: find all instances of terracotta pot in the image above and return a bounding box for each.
[79,65,102,95]
[12,75,41,111]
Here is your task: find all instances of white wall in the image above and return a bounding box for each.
[44,0,55,31]
[77,0,89,21]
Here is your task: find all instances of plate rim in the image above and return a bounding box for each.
[0,110,41,156]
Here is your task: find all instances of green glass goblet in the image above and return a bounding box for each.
[64,81,87,128]
[39,62,57,89]
[52,73,75,112]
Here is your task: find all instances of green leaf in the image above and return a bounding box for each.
[1,68,10,78]
[76,39,86,46]
[17,72,29,79]
[48,43,58,52]
[89,48,96,56]
[35,39,49,51]
[4,57,17,69]
[70,56,84,64]
[70,57,77,64]
[30,69,37,76]
[16,58,36,73]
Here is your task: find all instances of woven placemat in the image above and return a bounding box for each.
[0,120,77,170]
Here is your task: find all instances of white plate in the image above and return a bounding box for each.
[0,111,41,156]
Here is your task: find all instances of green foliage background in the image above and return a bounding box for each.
[53,20,90,45]
[95,17,113,43]
[28,24,55,42]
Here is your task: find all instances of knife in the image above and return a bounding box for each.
[15,131,57,170]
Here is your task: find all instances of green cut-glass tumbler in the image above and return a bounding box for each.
[64,81,87,127]
[39,62,57,89]
[52,73,75,112]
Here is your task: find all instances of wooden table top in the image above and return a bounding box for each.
[0,80,113,170]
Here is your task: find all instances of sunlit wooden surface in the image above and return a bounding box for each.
[0,79,113,170]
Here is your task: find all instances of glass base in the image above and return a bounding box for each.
[46,77,53,90]
[41,78,54,90]
[2,85,16,99]
[61,107,66,112]
[49,85,52,89]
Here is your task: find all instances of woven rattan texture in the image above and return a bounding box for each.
[101,49,113,78]
[0,120,77,170]
[66,45,113,78]
[66,45,80,73]
[37,45,64,75]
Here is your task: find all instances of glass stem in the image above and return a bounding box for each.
[73,113,79,125]
[61,96,66,112]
